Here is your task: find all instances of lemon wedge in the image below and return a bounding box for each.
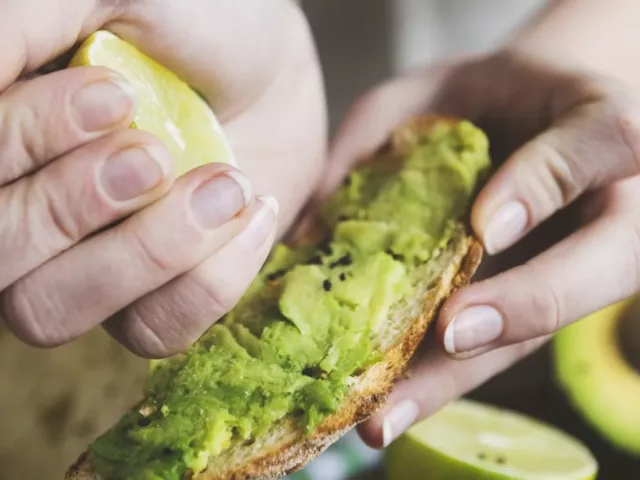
[69,30,236,175]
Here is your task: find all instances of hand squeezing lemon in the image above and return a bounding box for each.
[69,30,236,175]
[384,399,598,480]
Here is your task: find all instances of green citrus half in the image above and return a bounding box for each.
[384,399,597,480]
[69,30,236,175]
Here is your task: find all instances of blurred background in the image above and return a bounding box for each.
[300,0,542,132]
[1,1,639,479]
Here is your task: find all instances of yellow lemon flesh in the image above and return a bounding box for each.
[69,30,236,175]
[384,399,598,480]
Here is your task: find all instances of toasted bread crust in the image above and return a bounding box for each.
[204,236,482,480]
[65,115,485,480]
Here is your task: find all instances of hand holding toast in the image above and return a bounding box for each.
[324,50,640,447]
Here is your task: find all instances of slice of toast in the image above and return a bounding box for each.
[66,115,487,480]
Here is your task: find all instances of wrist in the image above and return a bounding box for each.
[506,0,640,88]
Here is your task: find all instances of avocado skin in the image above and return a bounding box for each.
[554,296,640,457]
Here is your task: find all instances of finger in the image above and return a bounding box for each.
[0,128,174,291]
[108,0,304,118]
[0,0,115,88]
[357,336,548,448]
[106,196,278,357]
[472,87,640,254]
[317,67,451,202]
[0,66,136,184]
[437,205,640,358]
[1,163,257,348]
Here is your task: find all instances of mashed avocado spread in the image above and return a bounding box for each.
[90,120,491,479]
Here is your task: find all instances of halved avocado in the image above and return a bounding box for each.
[553,295,640,455]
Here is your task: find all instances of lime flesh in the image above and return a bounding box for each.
[69,30,235,175]
[384,399,598,480]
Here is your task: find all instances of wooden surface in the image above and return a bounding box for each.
[0,324,147,480]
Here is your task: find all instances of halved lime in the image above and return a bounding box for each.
[384,399,597,480]
[69,30,236,175]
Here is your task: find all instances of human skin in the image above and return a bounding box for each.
[0,0,327,358]
[308,0,640,448]
[5,0,638,454]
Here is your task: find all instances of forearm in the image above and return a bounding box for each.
[510,0,640,88]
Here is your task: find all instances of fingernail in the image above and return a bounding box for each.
[444,305,504,354]
[191,171,253,229]
[483,201,528,254]
[382,400,420,447]
[102,145,171,201]
[236,195,279,249]
[73,76,136,132]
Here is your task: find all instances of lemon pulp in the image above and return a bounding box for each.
[69,30,236,175]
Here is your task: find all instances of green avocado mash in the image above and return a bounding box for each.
[90,120,491,480]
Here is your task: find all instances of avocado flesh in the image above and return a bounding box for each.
[554,296,640,455]
[89,120,491,480]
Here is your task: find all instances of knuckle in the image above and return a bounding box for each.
[32,178,82,246]
[610,100,640,174]
[0,284,54,347]
[528,275,563,337]
[0,103,37,182]
[539,140,584,205]
[124,268,244,358]
[192,272,242,314]
[130,228,177,275]
[520,140,582,216]
[124,308,188,358]
[0,84,72,180]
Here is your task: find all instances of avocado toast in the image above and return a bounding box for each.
[66,115,491,480]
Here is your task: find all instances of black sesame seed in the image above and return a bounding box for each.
[321,244,333,256]
[307,255,322,265]
[343,175,352,187]
[496,456,506,464]
[477,452,486,460]
[162,448,173,457]
[137,417,151,428]
[386,248,405,262]
[322,280,332,292]
[302,366,321,378]
[339,273,346,281]
[330,254,352,268]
